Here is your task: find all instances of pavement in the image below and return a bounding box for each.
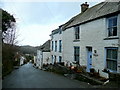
[3,63,96,88]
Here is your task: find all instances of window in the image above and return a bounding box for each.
[51,55,54,64]
[59,56,62,63]
[55,41,57,52]
[52,41,54,51]
[54,55,56,63]
[107,16,117,37]
[74,47,80,64]
[59,40,62,52]
[74,26,80,40]
[106,48,118,71]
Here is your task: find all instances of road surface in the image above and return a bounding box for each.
[3,63,94,88]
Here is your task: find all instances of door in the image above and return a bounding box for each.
[87,47,92,72]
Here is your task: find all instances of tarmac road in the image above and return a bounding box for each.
[3,63,93,88]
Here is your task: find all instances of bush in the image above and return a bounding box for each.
[2,59,14,77]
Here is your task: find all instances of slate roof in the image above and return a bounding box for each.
[62,2,120,30]
[39,40,50,52]
[52,28,59,35]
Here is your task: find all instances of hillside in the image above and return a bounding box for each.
[19,45,39,55]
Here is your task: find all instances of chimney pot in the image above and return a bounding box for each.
[81,2,89,12]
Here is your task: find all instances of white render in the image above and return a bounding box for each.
[36,50,51,69]
[118,13,120,73]
[50,31,62,64]
[42,52,51,64]
[33,56,37,64]
[36,2,120,78]
[20,56,25,66]
[36,50,42,68]
[62,15,120,78]
[62,27,75,66]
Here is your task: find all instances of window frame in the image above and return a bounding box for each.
[54,55,56,63]
[74,26,80,40]
[59,56,62,63]
[59,40,62,53]
[106,47,118,72]
[74,46,80,64]
[107,16,118,37]
[51,55,54,64]
[55,41,57,52]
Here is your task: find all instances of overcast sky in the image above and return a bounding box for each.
[1,0,101,46]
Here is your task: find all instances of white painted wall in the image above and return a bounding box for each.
[37,50,51,69]
[62,27,74,66]
[80,18,118,78]
[20,56,25,65]
[117,14,120,73]
[62,15,119,78]
[50,31,62,64]
[36,50,42,69]
[34,56,37,64]
[43,52,51,64]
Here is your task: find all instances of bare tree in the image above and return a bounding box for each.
[2,22,18,45]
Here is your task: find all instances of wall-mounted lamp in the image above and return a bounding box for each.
[93,50,98,56]
[94,50,97,53]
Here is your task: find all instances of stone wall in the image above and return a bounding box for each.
[109,72,120,84]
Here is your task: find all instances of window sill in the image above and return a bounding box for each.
[103,37,119,40]
[73,39,80,42]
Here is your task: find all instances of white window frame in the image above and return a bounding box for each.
[107,16,118,37]
[74,46,80,64]
[74,26,80,40]
[106,47,118,72]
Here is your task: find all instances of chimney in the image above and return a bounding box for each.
[81,2,89,12]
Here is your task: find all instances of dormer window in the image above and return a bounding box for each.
[107,16,117,37]
[74,26,80,40]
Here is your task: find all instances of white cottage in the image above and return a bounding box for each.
[57,2,120,78]
[50,27,63,64]
[20,56,25,66]
[36,40,51,69]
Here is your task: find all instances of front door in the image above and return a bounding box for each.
[87,47,92,72]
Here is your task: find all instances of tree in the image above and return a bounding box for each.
[1,8,17,45]
[1,8,15,32]
[1,9,18,76]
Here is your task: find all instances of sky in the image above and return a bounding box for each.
[1,0,102,46]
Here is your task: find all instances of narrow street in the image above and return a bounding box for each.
[3,63,94,88]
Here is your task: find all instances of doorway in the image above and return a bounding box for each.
[86,47,92,72]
